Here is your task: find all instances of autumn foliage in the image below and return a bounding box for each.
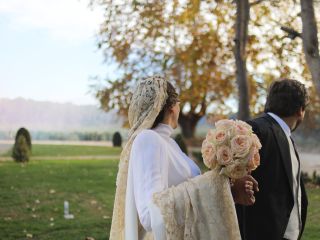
[92,0,320,137]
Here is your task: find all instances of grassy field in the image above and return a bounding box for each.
[0,145,319,240]
[0,159,117,240]
[1,144,122,157]
[303,186,320,240]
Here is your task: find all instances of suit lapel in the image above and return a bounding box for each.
[263,114,294,197]
[291,138,301,164]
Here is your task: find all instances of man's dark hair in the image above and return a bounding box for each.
[152,82,179,128]
[264,79,309,117]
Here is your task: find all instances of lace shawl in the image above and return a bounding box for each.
[153,170,241,240]
[109,75,168,240]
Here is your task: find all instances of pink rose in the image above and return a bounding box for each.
[215,119,235,133]
[231,135,252,158]
[213,129,228,145]
[201,140,217,169]
[247,147,260,171]
[251,134,262,149]
[235,120,252,135]
[252,152,260,169]
[216,145,233,165]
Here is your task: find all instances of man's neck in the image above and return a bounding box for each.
[280,116,296,132]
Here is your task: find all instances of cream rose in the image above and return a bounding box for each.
[253,151,260,166]
[235,120,252,135]
[231,135,252,158]
[205,129,216,143]
[201,140,217,169]
[246,147,256,169]
[252,134,262,149]
[215,119,235,129]
[215,119,235,135]
[213,129,228,145]
[247,147,260,171]
[251,150,260,170]
[216,145,233,166]
[220,162,248,179]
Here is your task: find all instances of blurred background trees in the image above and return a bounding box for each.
[300,0,320,97]
[92,0,320,138]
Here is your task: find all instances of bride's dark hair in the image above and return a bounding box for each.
[152,82,179,128]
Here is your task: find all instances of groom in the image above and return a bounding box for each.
[236,79,309,240]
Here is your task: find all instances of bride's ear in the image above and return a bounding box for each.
[296,107,304,117]
[163,107,173,118]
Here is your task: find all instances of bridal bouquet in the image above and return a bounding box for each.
[201,119,262,179]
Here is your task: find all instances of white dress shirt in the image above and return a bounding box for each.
[268,112,302,240]
[129,123,201,232]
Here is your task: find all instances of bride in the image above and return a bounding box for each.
[109,76,257,240]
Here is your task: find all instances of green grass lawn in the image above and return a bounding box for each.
[0,147,319,239]
[1,144,122,157]
[0,159,118,240]
[303,186,320,240]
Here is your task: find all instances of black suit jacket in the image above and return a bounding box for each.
[236,114,308,240]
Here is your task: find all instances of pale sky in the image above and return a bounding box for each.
[0,0,115,105]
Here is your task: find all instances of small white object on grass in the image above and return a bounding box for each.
[63,201,74,219]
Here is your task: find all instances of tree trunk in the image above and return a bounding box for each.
[300,0,320,96]
[234,0,250,120]
[178,113,201,139]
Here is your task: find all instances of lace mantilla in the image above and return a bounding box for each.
[109,75,168,240]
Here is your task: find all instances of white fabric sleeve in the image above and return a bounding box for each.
[130,130,167,232]
[149,201,166,240]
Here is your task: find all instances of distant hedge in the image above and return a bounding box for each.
[112,132,122,147]
[12,127,32,163]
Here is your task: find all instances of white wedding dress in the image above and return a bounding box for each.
[125,123,241,240]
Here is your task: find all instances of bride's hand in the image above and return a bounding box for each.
[231,175,259,206]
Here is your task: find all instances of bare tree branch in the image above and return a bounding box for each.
[280,26,302,39]
[250,0,265,7]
